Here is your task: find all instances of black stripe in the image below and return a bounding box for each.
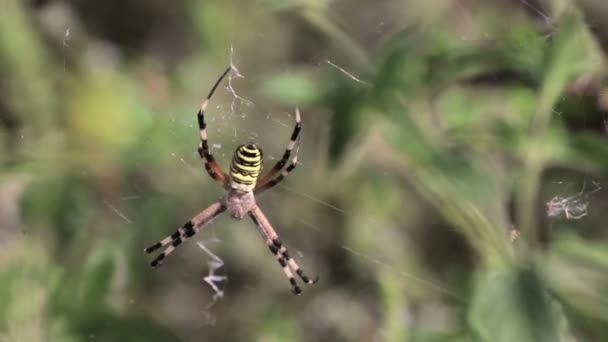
[197,111,206,129]
[234,158,262,167]
[151,253,165,267]
[230,165,258,177]
[278,258,287,267]
[144,242,162,253]
[269,244,279,254]
[289,277,302,295]
[264,166,292,188]
[282,251,291,260]
[290,124,302,141]
[264,180,278,188]
[230,165,257,177]
[233,158,261,168]
[238,149,260,158]
[276,150,291,168]
[183,221,195,237]
[230,177,245,184]
[205,164,217,177]
[206,66,232,99]
[230,176,254,185]
[231,169,258,178]
[296,269,310,283]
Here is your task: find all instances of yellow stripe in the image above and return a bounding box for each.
[231,158,261,171]
[237,146,261,155]
[234,164,259,172]
[236,154,261,163]
[231,174,257,183]
[230,144,263,191]
[230,170,257,178]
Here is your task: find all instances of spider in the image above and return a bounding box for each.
[546,181,601,220]
[144,66,318,295]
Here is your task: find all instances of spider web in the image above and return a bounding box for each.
[143,52,463,324]
[9,2,608,341]
[546,180,601,220]
[192,1,604,309]
[115,0,600,327]
[206,68,464,313]
[196,239,227,326]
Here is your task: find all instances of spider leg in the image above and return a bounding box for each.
[249,205,317,295]
[254,138,300,194]
[197,67,232,187]
[255,108,301,190]
[250,212,302,295]
[145,201,226,267]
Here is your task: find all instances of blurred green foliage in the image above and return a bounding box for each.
[2,0,608,341]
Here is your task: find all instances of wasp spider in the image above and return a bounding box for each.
[145,66,318,295]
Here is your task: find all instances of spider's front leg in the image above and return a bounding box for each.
[196,67,233,188]
[255,108,301,193]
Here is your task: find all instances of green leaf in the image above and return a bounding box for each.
[535,14,602,125]
[544,234,608,324]
[78,248,116,308]
[469,268,562,342]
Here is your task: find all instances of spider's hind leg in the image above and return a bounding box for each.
[144,201,226,267]
[272,239,319,285]
[249,205,318,295]
[144,221,196,267]
[270,241,304,295]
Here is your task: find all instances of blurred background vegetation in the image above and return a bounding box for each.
[2,0,608,341]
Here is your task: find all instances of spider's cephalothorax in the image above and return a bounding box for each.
[144,66,316,295]
[223,188,255,219]
[230,143,263,192]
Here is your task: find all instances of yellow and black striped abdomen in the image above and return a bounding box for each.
[230,144,263,192]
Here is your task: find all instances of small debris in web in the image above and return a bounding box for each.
[510,227,519,242]
[197,239,228,309]
[63,28,71,47]
[103,199,132,224]
[326,59,369,85]
[546,181,601,220]
[226,74,252,113]
[226,47,253,113]
[518,0,555,39]
[62,27,71,71]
